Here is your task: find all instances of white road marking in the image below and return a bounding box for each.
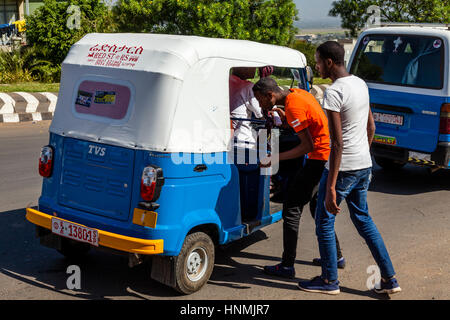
[0,93,16,114]
[31,113,42,121]
[16,92,40,113]
[40,92,58,112]
[1,113,19,122]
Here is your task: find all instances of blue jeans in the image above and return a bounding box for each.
[315,168,396,281]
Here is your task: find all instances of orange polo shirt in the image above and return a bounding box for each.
[284,88,331,161]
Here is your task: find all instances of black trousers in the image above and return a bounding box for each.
[281,159,343,267]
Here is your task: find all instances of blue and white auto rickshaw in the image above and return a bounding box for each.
[26,33,310,294]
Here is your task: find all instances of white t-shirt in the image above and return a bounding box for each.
[229,75,263,148]
[323,75,372,171]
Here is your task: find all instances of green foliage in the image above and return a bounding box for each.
[290,40,318,75]
[0,46,61,83]
[113,0,298,46]
[329,0,450,37]
[0,49,35,83]
[19,0,298,84]
[26,0,116,67]
[0,47,43,83]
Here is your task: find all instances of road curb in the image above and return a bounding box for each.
[0,85,329,123]
[0,92,57,123]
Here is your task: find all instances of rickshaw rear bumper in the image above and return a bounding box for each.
[26,208,164,255]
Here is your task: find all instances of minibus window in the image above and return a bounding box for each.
[74,80,131,120]
[350,34,445,90]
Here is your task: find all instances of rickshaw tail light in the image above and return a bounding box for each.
[140,166,164,202]
[39,146,54,178]
[141,180,156,201]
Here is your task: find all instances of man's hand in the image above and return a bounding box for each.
[260,154,271,168]
[325,187,340,215]
[269,107,286,122]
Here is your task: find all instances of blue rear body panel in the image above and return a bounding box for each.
[369,88,448,152]
[39,133,282,256]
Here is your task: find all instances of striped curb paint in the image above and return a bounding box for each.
[0,92,57,123]
[0,86,329,123]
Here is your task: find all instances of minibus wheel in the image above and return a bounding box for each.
[174,231,215,294]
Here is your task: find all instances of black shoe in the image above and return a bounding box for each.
[263,263,295,279]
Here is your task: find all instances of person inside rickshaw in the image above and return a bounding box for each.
[229,67,264,149]
[228,66,303,223]
[256,67,303,203]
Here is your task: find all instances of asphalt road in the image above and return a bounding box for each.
[0,121,449,300]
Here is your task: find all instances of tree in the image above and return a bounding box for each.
[113,0,298,46]
[26,0,116,67]
[329,0,450,37]
[290,40,318,75]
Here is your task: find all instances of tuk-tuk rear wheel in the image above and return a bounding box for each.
[174,231,215,294]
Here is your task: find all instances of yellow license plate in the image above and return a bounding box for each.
[132,208,158,228]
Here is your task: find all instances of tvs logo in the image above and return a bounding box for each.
[88,145,106,157]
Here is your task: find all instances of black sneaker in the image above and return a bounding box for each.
[312,257,346,269]
[263,263,295,279]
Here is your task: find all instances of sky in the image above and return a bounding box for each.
[293,0,342,29]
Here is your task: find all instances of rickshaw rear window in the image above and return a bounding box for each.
[350,34,445,89]
[74,80,131,120]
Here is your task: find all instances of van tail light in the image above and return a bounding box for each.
[140,165,164,202]
[39,146,54,178]
[440,103,450,134]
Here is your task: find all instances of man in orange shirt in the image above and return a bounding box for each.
[252,77,344,278]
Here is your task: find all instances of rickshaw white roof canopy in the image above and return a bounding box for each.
[51,33,307,153]
[63,33,306,79]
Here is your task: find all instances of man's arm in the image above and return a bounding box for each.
[279,128,314,161]
[367,108,376,147]
[325,110,343,215]
[260,128,313,168]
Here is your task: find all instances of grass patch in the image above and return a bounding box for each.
[312,77,332,85]
[0,82,60,92]
[249,76,331,87]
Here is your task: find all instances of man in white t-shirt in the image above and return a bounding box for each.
[229,67,263,148]
[298,41,401,295]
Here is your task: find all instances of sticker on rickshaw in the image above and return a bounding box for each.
[374,134,397,145]
[94,91,116,104]
[75,90,93,107]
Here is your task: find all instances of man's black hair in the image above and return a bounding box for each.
[252,77,282,95]
[316,41,345,66]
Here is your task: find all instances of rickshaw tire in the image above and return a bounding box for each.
[174,231,215,295]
